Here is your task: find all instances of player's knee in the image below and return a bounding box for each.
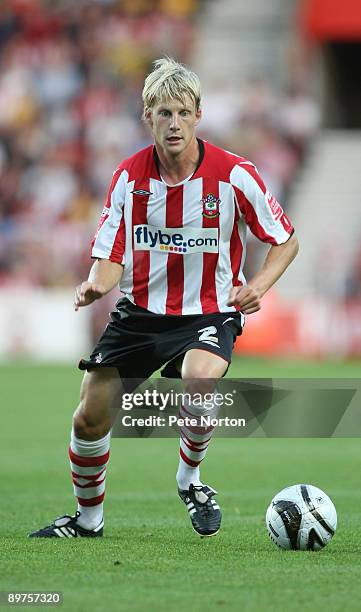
[182,363,212,379]
[182,376,217,398]
[182,362,223,392]
[72,407,110,441]
[182,357,228,398]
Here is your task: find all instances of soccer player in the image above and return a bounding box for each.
[29,58,298,539]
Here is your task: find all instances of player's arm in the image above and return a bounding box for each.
[74,259,123,311]
[75,163,127,311]
[229,160,299,314]
[228,233,299,313]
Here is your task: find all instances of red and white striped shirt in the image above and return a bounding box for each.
[91,140,294,315]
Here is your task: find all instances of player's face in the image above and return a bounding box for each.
[146,97,201,156]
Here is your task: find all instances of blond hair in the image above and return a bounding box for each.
[142,57,201,116]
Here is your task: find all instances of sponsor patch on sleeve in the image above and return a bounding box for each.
[265,190,283,221]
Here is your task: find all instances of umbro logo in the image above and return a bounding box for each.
[132,189,153,196]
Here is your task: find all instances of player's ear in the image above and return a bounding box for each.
[145,108,153,129]
[194,107,202,127]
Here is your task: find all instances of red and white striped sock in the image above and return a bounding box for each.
[69,430,110,530]
[176,398,217,491]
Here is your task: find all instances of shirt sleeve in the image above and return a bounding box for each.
[230,161,294,245]
[91,166,128,264]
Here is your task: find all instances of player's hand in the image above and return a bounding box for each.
[74,282,106,311]
[227,285,261,314]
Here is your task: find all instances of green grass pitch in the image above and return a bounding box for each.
[1,358,361,612]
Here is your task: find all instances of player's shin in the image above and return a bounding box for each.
[69,430,110,530]
[176,393,218,491]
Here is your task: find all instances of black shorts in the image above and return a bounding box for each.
[79,297,244,378]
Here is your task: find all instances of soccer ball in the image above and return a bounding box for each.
[265,484,337,551]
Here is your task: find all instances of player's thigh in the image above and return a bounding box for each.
[181,349,228,379]
[74,367,123,431]
[181,349,228,396]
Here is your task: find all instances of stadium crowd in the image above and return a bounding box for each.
[0,0,319,289]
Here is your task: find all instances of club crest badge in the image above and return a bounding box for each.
[201,193,220,218]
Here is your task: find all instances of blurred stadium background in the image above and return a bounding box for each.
[0,0,360,364]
